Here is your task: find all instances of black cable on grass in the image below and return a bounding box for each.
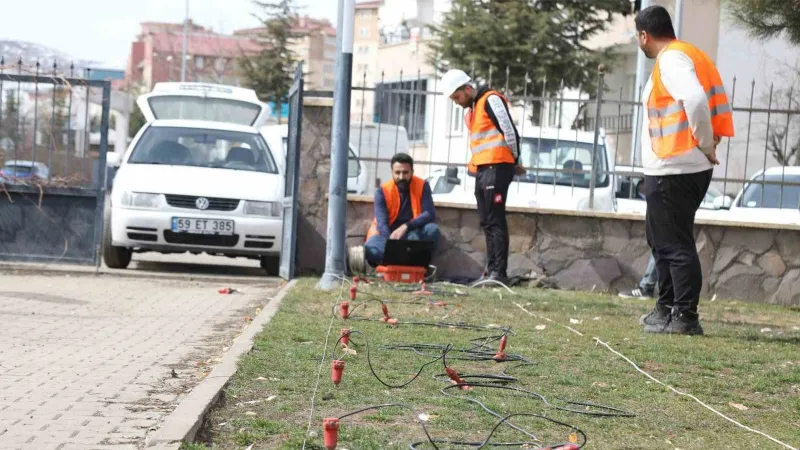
[331,329,454,389]
[336,403,441,450]
[407,412,588,449]
[440,383,636,418]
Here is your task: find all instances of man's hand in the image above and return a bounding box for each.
[705,135,721,165]
[515,164,526,176]
[390,224,408,240]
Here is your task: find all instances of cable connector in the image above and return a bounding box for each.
[378,304,398,325]
[340,328,350,346]
[493,335,508,361]
[413,282,433,296]
[340,301,349,319]
[323,417,339,450]
[331,360,345,386]
[445,367,471,390]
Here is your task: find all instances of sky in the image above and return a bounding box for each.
[0,0,339,69]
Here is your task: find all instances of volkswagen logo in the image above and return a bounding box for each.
[195,197,210,210]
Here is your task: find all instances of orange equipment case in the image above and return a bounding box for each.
[375,265,426,283]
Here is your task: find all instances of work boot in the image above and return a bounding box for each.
[661,312,704,336]
[640,304,671,330]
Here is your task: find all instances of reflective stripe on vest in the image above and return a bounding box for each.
[466,90,515,173]
[365,176,424,242]
[647,40,735,159]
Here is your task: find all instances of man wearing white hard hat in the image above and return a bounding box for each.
[441,68,525,284]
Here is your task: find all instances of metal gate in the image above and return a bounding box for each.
[0,62,110,266]
[279,64,304,280]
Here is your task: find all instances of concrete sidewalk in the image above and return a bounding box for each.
[0,273,279,450]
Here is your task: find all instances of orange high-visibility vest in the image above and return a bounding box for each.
[465,90,516,174]
[648,40,735,159]
[365,176,424,241]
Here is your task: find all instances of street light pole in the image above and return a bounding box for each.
[629,0,650,167]
[318,0,355,290]
[674,0,683,39]
[181,0,189,82]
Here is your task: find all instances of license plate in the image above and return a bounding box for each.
[171,218,235,235]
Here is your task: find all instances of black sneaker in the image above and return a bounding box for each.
[619,288,654,299]
[662,313,704,336]
[640,305,671,328]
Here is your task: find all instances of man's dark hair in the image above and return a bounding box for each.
[635,5,676,39]
[391,153,414,170]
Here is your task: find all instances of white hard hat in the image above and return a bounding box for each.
[441,69,472,97]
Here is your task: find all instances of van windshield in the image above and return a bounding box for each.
[516,137,608,188]
[128,126,278,174]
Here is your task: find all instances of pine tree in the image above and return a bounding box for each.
[726,0,800,44]
[237,0,299,110]
[428,0,634,99]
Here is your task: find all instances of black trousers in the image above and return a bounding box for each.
[475,163,516,277]
[643,169,712,319]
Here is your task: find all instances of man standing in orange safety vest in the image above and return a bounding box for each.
[441,69,526,285]
[635,5,734,335]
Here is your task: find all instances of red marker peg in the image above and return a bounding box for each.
[413,282,433,296]
[349,285,357,300]
[331,360,345,386]
[379,303,392,322]
[340,328,350,346]
[340,301,349,319]
[323,417,339,450]
[445,367,471,390]
[493,335,508,361]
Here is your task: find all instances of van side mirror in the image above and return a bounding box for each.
[445,166,461,185]
[712,195,733,210]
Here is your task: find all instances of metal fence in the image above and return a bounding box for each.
[0,59,111,265]
[346,64,800,215]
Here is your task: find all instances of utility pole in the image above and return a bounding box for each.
[629,0,650,167]
[318,0,355,290]
[674,0,683,39]
[181,0,189,82]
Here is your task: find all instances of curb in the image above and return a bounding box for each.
[0,263,277,285]
[144,279,298,449]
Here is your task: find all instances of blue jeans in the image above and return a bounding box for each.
[364,223,441,267]
[639,252,657,293]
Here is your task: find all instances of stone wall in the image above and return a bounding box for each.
[294,100,800,305]
[345,198,800,306]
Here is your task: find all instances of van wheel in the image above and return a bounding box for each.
[102,213,132,269]
[260,255,280,276]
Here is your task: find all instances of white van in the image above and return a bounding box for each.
[104,82,285,274]
[427,127,617,212]
[349,122,410,195]
[260,124,368,195]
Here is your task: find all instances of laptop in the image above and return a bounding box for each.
[381,239,434,268]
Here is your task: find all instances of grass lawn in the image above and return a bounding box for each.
[189,278,800,450]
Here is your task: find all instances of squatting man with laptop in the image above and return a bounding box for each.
[363,153,441,268]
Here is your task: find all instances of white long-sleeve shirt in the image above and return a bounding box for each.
[641,49,715,176]
[486,94,519,162]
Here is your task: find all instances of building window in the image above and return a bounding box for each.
[547,100,560,128]
[449,103,464,135]
[358,46,369,54]
[373,79,428,141]
[359,27,370,38]
[195,56,205,69]
[215,57,226,72]
[359,9,372,18]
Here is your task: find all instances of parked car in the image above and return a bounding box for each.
[0,160,50,184]
[728,166,800,224]
[104,82,284,274]
[427,127,617,212]
[615,165,733,217]
[260,124,368,195]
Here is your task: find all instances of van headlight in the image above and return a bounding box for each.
[121,192,163,209]
[244,201,282,217]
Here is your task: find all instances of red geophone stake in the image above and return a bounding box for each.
[340,328,350,346]
[331,360,345,385]
[323,417,339,450]
[379,303,397,325]
[445,367,471,390]
[340,301,349,319]
[349,285,357,300]
[493,335,508,361]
